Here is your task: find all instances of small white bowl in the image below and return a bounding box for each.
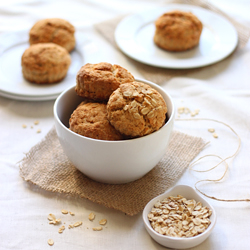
[143,185,216,249]
[53,78,175,184]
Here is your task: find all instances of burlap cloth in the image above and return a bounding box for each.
[20,127,206,216]
[95,0,250,84]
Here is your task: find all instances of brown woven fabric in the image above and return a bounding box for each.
[94,0,250,84]
[20,127,206,216]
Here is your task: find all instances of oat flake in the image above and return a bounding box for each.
[88,212,95,221]
[99,219,107,225]
[48,239,54,246]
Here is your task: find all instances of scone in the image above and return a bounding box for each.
[75,62,135,102]
[21,43,71,84]
[107,81,168,138]
[69,101,124,141]
[154,10,203,51]
[29,18,75,52]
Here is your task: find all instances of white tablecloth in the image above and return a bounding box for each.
[0,0,250,249]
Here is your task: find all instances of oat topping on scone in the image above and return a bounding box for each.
[107,81,167,138]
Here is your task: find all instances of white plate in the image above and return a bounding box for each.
[115,4,238,69]
[0,89,60,101]
[0,30,87,101]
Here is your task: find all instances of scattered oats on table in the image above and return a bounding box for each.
[88,212,95,221]
[212,133,218,138]
[73,221,82,227]
[61,209,68,214]
[99,219,107,225]
[208,128,215,133]
[48,213,56,221]
[48,239,54,246]
[93,226,103,231]
[177,106,199,117]
[48,213,61,225]
[58,225,65,234]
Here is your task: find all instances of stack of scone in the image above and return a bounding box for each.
[69,62,168,141]
[154,10,203,51]
[21,18,75,84]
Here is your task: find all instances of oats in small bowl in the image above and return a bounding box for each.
[143,185,216,249]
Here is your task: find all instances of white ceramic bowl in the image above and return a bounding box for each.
[53,78,175,184]
[143,185,217,249]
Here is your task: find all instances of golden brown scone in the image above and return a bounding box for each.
[107,81,168,138]
[75,62,135,101]
[69,101,124,141]
[154,10,203,51]
[21,43,71,84]
[29,18,75,52]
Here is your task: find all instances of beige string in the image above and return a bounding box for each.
[176,117,250,202]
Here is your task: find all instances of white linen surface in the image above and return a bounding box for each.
[0,0,250,249]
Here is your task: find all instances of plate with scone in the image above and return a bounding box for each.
[115,4,238,69]
[0,18,87,101]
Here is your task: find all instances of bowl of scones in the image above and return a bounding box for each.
[54,62,175,184]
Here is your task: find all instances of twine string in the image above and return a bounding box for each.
[176,118,250,202]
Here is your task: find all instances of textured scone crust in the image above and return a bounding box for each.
[107,81,168,138]
[75,62,135,101]
[69,101,124,141]
[154,10,203,51]
[21,43,71,84]
[29,18,75,52]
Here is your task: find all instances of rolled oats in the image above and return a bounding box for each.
[212,133,218,138]
[49,218,61,225]
[58,225,65,234]
[73,221,82,227]
[93,226,103,231]
[48,214,56,221]
[151,98,158,107]
[177,106,200,117]
[148,195,212,238]
[99,219,107,225]
[208,128,215,133]
[147,110,155,118]
[88,212,95,221]
[61,209,68,214]
[141,107,150,115]
[133,112,141,119]
[123,91,132,97]
[48,239,54,246]
[130,100,138,108]
[48,214,61,225]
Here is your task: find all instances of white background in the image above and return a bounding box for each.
[0,0,250,249]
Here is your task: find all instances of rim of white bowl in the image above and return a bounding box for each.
[53,78,175,143]
[142,184,217,242]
